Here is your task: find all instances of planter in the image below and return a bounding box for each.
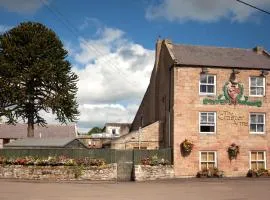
[180,139,194,156]
[227,143,239,160]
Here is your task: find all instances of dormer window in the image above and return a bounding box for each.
[199,74,216,95]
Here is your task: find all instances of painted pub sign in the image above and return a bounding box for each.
[203,74,262,107]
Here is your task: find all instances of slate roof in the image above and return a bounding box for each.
[4,138,84,148]
[0,124,76,139]
[105,123,131,127]
[169,44,270,69]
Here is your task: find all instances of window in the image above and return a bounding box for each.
[249,77,265,96]
[199,112,216,133]
[200,74,216,95]
[250,113,265,133]
[112,129,116,135]
[250,151,266,170]
[200,151,217,170]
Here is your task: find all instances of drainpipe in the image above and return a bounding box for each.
[168,62,175,148]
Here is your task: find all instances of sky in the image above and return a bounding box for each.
[1,0,270,133]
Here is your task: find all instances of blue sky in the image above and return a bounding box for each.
[1,0,270,132]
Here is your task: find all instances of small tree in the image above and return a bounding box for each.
[88,127,103,135]
[0,22,79,137]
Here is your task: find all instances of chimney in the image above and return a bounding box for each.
[253,46,264,55]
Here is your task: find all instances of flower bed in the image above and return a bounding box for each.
[0,156,105,167]
[196,168,224,178]
[247,169,270,178]
[141,155,169,166]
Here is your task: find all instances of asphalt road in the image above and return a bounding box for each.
[0,178,269,200]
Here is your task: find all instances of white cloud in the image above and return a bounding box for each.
[146,0,270,23]
[0,25,12,33]
[45,26,154,132]
[0,0,49,14]
[78,17,102,31]
[77,104,138,133]
[73,26,154,105]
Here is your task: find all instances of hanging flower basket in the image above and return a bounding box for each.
[227,143,240,160]
[181,139,194,156]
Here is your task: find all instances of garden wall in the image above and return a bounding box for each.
[133,165,175,181]
[0,164,117,181]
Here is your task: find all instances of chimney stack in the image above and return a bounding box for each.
[253,46,264,55]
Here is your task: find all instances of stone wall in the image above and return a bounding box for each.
[0,164,117,181]
[133,165,175,181]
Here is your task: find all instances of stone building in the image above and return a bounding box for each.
[130,39,270,177]
[109,121,161,149]
[105,123,130,137]
[79,123,132,149]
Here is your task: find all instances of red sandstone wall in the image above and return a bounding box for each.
[173,67,270,177]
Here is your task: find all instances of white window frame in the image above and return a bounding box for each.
[199,74,216,96]
[249,77,265,97]
[249,151,266,170]
[199,112,216,134]
[249,113,266,134]
[199,151,217,170]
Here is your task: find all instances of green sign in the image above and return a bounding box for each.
[203,81,262,107]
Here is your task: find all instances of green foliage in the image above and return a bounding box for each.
[0,156,106,167]
[141,154,169,166]
[0,22,79,136]
[88,127,103,135]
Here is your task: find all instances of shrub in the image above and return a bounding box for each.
[247,169,270,177]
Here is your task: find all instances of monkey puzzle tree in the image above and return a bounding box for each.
[0,22,79,137]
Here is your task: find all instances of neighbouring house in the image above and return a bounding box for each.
[105,123,130,137]
[90,123,130,138]
[127,39,270,177]
[0,123,78,148]
[4,138,87,149]
[79,123,131,148]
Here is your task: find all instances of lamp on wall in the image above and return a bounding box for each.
[232,69,240,74]
[261,70,269,76]
[201,67,209,74]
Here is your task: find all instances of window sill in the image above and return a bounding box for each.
[199,93,216,96]
[249,95,265,98]
[250,132,265,135]
[200,132,216,135]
